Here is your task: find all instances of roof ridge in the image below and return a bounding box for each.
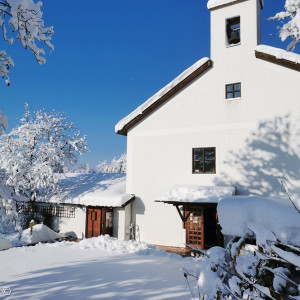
[115,57,212,135]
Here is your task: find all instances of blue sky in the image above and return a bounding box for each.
[0,0,297,168]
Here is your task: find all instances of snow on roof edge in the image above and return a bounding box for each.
[256,45,300,65]
[207,0,264,10]
[158,185,236,204]
[115,57,210,133]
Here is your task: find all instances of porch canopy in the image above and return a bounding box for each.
[155,185,236,227]
[36,173,134,208]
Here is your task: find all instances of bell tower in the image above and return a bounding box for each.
[209,0,263,62]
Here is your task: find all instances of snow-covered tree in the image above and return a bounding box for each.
[0,0,54,85]
[270,0,300,52]
[0,104,88,215]
[72,163,95,174]
[0,109,8,134]
[97,153,127,173]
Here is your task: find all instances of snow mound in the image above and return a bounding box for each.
[256,45,300,64]
[78,235,153,254]
[19,224,62,245]
[0,237,12,251]
[218,196,300,247]
[115,57,210,133]
[159,185,236,203]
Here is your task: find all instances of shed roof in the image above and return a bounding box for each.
[35,173,134,208]
[156,185,236,205]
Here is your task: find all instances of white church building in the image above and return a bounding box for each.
[115,0,300,249]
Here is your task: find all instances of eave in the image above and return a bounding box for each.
[255,50,300,72]
[208,0,264,11]
[116,59,213,136]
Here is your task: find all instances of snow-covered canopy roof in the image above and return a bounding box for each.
[218,196,300,247]
[157,185,236,204]
[35,173,134,208]
[207,0,264,10]
[256,45,300,70]
[115,57,212,135]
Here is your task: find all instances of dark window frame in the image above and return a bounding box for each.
[226,82,241,99]
[226,16,241,45]
[192,147,216,174]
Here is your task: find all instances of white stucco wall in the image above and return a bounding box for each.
[52,206,87,240]
[125,0,300,246]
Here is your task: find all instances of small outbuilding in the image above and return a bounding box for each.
[18,173,134,240]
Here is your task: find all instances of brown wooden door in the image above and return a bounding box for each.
[86,207,102,238]
[186,206,204,249]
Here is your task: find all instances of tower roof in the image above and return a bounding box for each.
[207,0,264,11]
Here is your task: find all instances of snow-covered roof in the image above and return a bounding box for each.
[218,196,300,247]
[115,57,211,135]
[35,173,134,208]
[256,45,300,65]
[207,0,264,10]
[157,185,236,204]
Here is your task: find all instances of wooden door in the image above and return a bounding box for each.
[86,207,102,238]
[186,206,204,249]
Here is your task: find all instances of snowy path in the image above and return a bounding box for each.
[0,238,195,299]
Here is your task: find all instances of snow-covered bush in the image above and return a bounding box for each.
[269,0,300,52]
[0,104,88,221]
[97,153,127,173]
[0,0,54,85]
[184,225,300,299]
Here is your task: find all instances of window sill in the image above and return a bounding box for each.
[226,42,241,48]
[226,97,242,101]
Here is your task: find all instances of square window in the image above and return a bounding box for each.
[193,148,216,174]
[226,83,241,99]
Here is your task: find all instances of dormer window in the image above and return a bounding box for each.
[226,17,240,45]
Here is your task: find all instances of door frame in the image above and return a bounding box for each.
[85,206,113,238]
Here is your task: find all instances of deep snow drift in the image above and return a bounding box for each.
[0,236,195,300]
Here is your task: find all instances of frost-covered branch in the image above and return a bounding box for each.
[269,0,300,52]
[0,0,54,85]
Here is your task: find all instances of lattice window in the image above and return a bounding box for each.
[187,207,204,249]
[17,203,75,218]
[56,206,75,218]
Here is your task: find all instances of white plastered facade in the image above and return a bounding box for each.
[123,0,300,247]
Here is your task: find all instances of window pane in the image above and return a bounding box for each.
[226,85,233,92]
[194,161,203,173]
[193,149,203,160]
[234,84,240,91]
[227,92,233,99]
[205,148,215,160]
[204,161,215,173]
[234,91,241,98]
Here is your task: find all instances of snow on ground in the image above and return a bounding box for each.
[0,236,195,299]
[1,224,62,247]
[218,196,300,247]
[0,237,11,251]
